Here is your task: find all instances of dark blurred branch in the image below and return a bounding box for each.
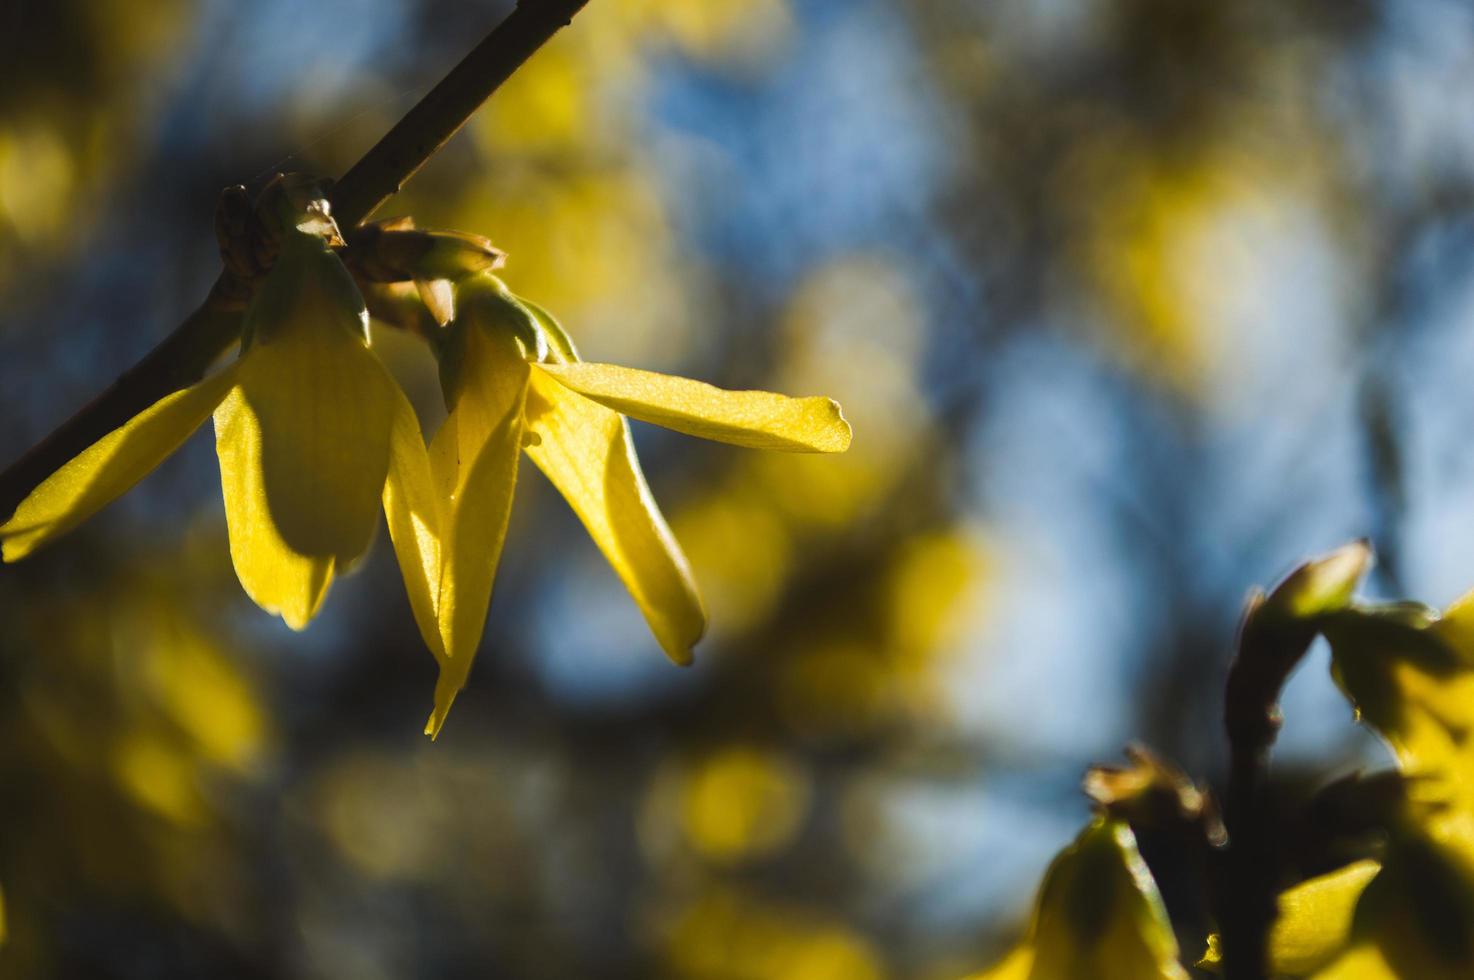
[1213,543,1370,980]
[1215,589,1304,980]
[0,0,591,519]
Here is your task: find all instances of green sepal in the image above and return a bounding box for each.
[437,274,545,411]
[513,293,580,363]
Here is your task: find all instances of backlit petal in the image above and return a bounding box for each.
[215,231,398,628]
[425,402,523,738]
[1027,820,1188,979]
[424,319,532,738]
[524,368,706,665]
[535,361,852,453]
[382,384,443,658]
[214,385,334,630]
[1267,861,1381,976]
[236,245,395,566]
[1,365,238,562]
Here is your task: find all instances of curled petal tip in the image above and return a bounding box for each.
[826,399,854,453]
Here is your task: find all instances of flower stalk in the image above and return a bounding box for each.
[0,0,593,520]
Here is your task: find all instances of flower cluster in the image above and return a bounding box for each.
[0,177,851,736]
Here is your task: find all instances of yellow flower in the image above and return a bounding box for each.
[1,221,429,631]
[1,194,851,738]
[965,817,1189,980]
[1201,581,1474,978]
[1209,826,1474,979]
[394,273,851,736]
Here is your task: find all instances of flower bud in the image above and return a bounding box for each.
[345,218,505,284]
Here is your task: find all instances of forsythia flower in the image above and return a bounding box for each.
[1,198,425,630]
[392,273,852,736]
[965,818,1189,980]
[0,188,852,738]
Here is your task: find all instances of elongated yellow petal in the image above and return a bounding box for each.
[534,361,852,453]
[216,230,399,628]
[382,384,443,659]
[1,365,239,562]
[423,318,533,738]
[238,254,395,564]
[425,396,526,738]
[524,368,706,665]
[214,386,333,630]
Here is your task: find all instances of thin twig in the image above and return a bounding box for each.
[1213,541,1370,980]
[0,0,591,519]
[1215,590,1306,980]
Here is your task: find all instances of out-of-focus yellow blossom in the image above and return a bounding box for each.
[1199,860,1380,976]
[1074,135,1330,398]
[394,273,851,736]
[1211,827,1474,979]
[658,885,885,980]
[966,818,1188,980]
[1207,586,1474,978]
[682,746,809,863]
[1323,590,1474,816]
[0,185,433,633]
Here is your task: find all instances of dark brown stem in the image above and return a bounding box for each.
[0,0,591,519]
[1215,596,1317,980]
[333,0,591,228]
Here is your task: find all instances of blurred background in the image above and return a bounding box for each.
[3,0,1474,976]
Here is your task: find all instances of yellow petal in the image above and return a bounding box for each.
[524,368,706,665]
[534,361,852,453]
[423,319,533,737]
[216,233,399,628]
[1266,861,1381,976]
[1,365,239,562]
[235,248,395,566]
[425,391,526,738]
[1311,945,1396,979]
[214,385,334,630]
[1027,820,1189,980]
[382,383,443,658]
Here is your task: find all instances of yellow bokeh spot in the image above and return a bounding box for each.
[476,38,590,154]
[661,887,887,980]
[783,930,887,980]
[139,621,265,771]
[680,747,810,863]
[0,125,74,243]
[779,640,892,740]
[671,493,793,633]
[886,529,988,716]
[888,530,985,655]
[315,752,446,880]
[1075,133,1326,396]
[449,166,690,368]
[113,731,205,826]
[623,0,794,66]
